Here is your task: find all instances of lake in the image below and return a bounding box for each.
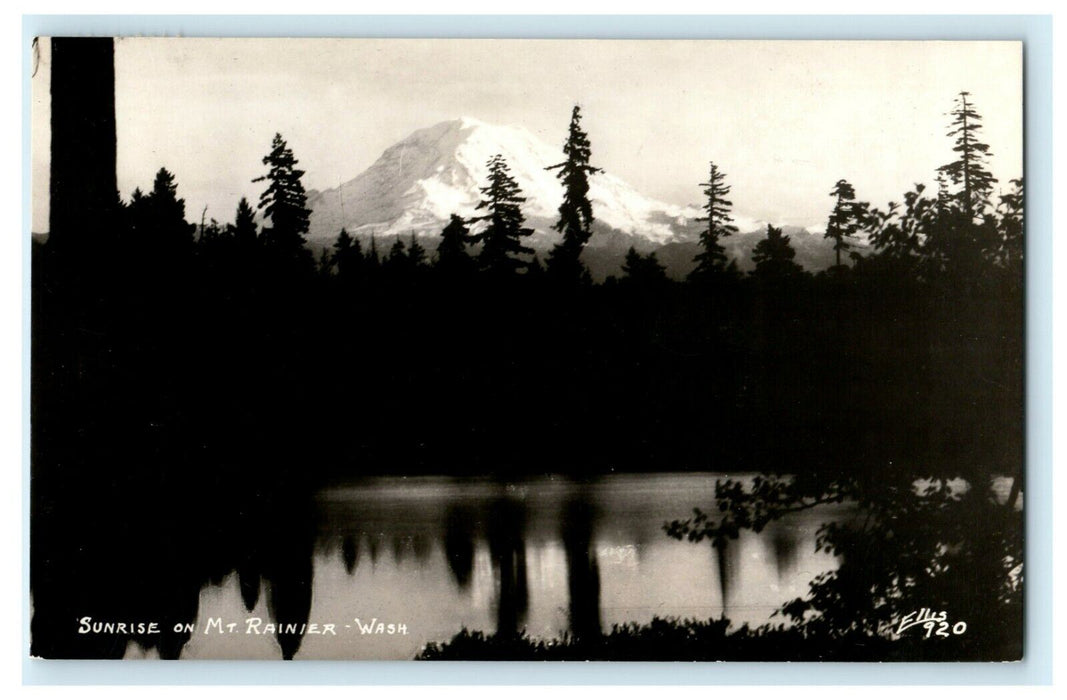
[160,473,848,660]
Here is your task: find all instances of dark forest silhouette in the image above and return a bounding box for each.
[32,39,1023,661]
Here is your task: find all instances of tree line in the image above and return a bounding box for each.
[132,94,1021,301]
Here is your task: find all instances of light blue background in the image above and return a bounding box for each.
[22,14,1053,686]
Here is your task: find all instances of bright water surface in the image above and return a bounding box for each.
[164,472,848,659]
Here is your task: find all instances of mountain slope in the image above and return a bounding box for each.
[306,117,702,249]
[304,117,857,279]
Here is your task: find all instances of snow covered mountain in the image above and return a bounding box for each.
[304,117,849,279]
[305,117,705,248]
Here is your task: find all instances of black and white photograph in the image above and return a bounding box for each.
[29,36,1025,662]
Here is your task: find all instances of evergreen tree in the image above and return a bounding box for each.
[621,246,668,286]
[545,105,602,282]
[333,227,352,262]
[253,133,312,255]
[228,197,258,248]
[149,168,186,226]
[922,93,1002,277]
[153,168,193,243]
[751,224,802,281]
[436,214,474,274]
[996,178,1024,270]
[331,228,365,279]
[198,218,223,245]
[317,247,334,277]
[526,254,546,282]
[825,179,867,268]
[938,91,997,223]
[689,161,738,281]
[471,154,535,277]
[384,236,409,275]
[130,168,195,258]
[367,235,381,276]
[408,233,427,270]
[126,186,148,238]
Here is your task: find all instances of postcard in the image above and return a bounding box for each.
[30,37,1024,661]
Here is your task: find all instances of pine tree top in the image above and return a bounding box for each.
[472,154,534,274]
[334,228,353,250]
[695,161,738,235]
[252,133,311,239]
[937,91,997,220]
[547,105,602,174]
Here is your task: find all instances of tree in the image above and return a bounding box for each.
[436,214,474,275]
[317,247,334,277]
[825,180,868,268]
[667,471,1021,654]
[545,106,602,282]
[198,218,223,245]
[471,154,535,277]
[408,234,427,270]
[48,38,117,253]
[689,161,739,281]
[621,246,668,287]
[861,184,937,281]
[366,235,381,276]
[253,133,312,256]
[228,197,258,249]
[995,178,1024,271]
[384,237,409,276]
[331,228,364,279]
[130,168,195,257]
[751,224,802,281]
[938,92,997,224]
[150,168,191,238]
[526,254,546,282]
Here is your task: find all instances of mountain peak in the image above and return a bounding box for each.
[306,117,706,249]
[457,115,488,130]
[300,117,849,279]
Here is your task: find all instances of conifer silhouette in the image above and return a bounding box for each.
[471,154,534,276]
[546,106,602,282]
[384,236,409,275]
[996,178,1024,269]
[621,246,668,286]
[689,161,739,281]
[229,197,259,248]
[130,168,195,262]
[408,233,427,270]
[825,179,867,268]
[751,224,802,280]
[938,91,997,223]
[436,214,474,275]
[253,133,312,256]
[331,228,365,279]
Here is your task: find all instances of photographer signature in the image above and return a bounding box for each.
[896,608,968,638]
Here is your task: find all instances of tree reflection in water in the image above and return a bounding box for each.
[486,497,529,638]
[562,493,601,642]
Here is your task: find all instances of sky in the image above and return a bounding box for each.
[31,38,1023,233]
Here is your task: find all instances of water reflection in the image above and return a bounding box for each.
[238,560,261,612]
[262,520,315,660]
[562,494,601,641]
[487,497,529,637]
[341,535,359,575]
[714,536,738,616]
[32,472,845,660]
[771,525,799,580]
[444,504,476,590]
